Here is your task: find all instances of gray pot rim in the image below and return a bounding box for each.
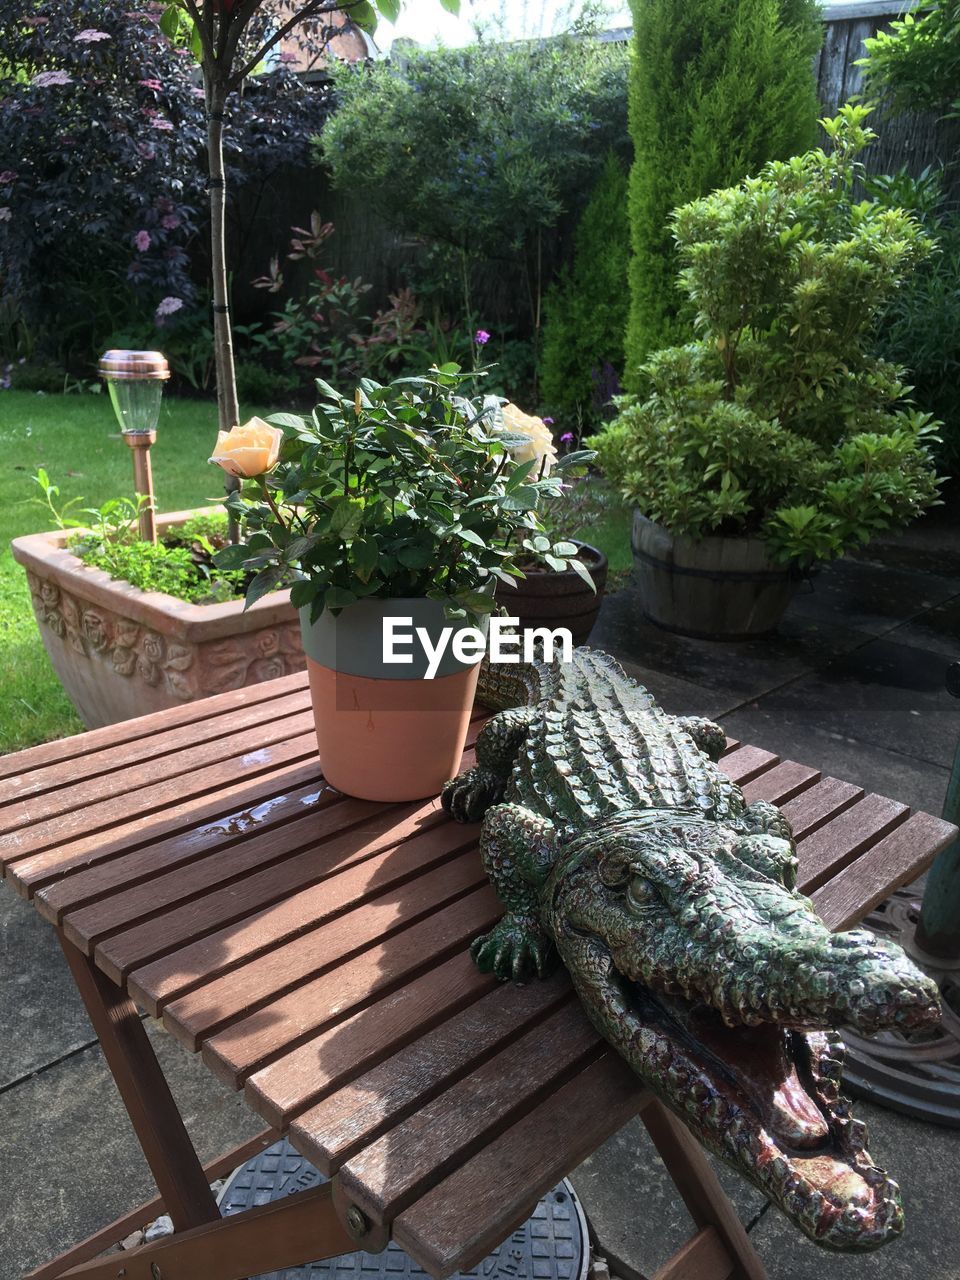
[299,595,490,681]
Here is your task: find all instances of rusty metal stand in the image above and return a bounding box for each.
[843,663,960,1126]
[123,430,158,544]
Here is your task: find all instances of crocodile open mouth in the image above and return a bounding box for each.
[626,980,905,1250]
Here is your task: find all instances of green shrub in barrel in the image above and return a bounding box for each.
[590,107,943,636]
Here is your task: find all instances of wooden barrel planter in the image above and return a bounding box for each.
[631,512,799,639]
[510,541,608,646]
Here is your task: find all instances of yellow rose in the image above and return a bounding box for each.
[500,403,558,474]
[208,417,283,478]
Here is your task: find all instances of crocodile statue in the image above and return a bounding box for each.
[441,648,941,1253]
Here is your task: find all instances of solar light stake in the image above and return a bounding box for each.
[98,350,170,544]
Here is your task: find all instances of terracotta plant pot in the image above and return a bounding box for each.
[631,511,800,639]
[509,540,608,646]
[299,597,487,802]
[12,510,303,728]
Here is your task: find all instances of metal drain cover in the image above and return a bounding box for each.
[219,1138,588,1280]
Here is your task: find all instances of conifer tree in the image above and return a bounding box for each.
[541,151,630,427]
[624,0,822,387]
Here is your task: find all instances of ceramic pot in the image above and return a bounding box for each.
[509,540,608,645]
[631,511,800,639]
[300,597,487,802]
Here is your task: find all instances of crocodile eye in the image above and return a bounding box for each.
[627,876,657,910]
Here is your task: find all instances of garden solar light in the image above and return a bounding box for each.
[98,349,169,544]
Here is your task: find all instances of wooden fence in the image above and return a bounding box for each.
[819,1,960,194]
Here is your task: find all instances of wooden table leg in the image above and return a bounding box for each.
[58,931,221,1232]
[641,1098,769,1280]
[54,1181,358,1280]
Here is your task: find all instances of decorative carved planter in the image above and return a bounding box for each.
[12,509,305,729]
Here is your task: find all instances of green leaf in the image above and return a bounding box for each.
[290,579,315,609]
[245,566,284,610]
[438,0,460,13]
[457,528,486,547]
[377,0,401,22]
[351,536,379,582]
[324,586,359,610]
[190,20,203,62]
[267,412,307,432]
[553,540,578,556]
[213,543,253,571]
[159,5,181,40]
[567,557,597,592]
[350,0,378,32]
[330,498,364,539]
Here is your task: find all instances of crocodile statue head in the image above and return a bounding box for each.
[441,650,942,1253]
[545,809,939,1250]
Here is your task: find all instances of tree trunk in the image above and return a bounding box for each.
[206,76,240,530]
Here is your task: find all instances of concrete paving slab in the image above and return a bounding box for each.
[719,704,951,817]
[0,1019,261,1280]
[592,589,863,707]
[609,655,738,720]
[570,1114,768,1279]
[893,595,960,660]
[0,885,93,1089]
[735,637,960,772]
[749,1099,960,1280]
[789,558,960,637]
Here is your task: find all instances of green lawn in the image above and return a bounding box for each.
[0,389,267,754]
[0,389,634,756]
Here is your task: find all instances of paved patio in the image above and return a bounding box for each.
[1,506,958,1280]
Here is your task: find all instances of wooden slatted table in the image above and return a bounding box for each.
[1,671,956,1280]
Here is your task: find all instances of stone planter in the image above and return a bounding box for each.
[12,509,304,729]
[631,511,800,639]
[510,541,608,646]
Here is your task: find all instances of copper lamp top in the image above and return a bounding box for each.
[98,350,170,381]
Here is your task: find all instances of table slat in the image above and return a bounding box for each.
[163,843,485,1048]
[201,884,502,1086]
[741,760,820,807]
[253,950,504,1133]
[796,794,908,894]
[340,1001,603,1225]
[812,810,958,931]
[0,672,307,784]
[392,1054,644,1279]
[779,776,863,841]
[719,746,779,785]
[282,966,568,1155]
[93,799,460,985]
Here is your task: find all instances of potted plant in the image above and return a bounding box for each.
[484,401,607,644]
[212,367,590,802]
[589,106,943,638]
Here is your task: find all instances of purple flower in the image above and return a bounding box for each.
[474,329,490,346]
[138,78,163,91]
[560,432,574,443]
[75,29,111,42]
[31,70,73,87]
[155,296,184,318]
[135,230,151,252]
[542,417,554,425]
[0,170,18,184]
[161,212,181,230]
